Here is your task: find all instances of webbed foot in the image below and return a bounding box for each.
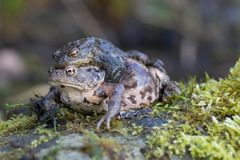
[95,54,126,83]
[97,114,112,130]
[30,97,59,130]
[126,50,167,74]
[151,59,166,73]
[161,81,181,102]
[126,50,150,64]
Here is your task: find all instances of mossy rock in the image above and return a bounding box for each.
[1,59,240,160]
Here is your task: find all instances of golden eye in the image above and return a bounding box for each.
[69,50,78,58]
[65,67,76,76]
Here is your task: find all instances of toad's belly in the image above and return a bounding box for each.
[60,89,108,113]
[69,100,108,113]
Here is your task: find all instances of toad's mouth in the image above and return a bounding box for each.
[49,81,85,91]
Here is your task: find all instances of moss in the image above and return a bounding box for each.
[131,123,144,136]
[146,116,240,159]
[0,115,37,135]
[229,58,240,78]
[146,59,240,159]
[3,103,25,109]
[58,108,125,134]
[30,125,59,148]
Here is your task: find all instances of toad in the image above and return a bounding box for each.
[32,38,180,129]
[33,64,179,130]
[52,37,166,83]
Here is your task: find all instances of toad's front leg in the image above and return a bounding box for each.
[30,86,61,129]
[96,84,125,130]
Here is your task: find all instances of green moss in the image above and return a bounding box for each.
[58,108,125,134]
[146,116,240,159]
[3,103,25,109]
[146,59,240,159]
[0,115,37,135]
[230,58,240,78]
[131,123,144,136]
[31,125,59,148]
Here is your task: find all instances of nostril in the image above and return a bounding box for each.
[52,70,61,76]
[48,67,54,74]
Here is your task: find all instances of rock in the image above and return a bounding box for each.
[56,150,91,160]
[112,135,146,160]
[36,133,146,160]
[135,116,168,127]
[0,134,39,152]
[57,134,85,148]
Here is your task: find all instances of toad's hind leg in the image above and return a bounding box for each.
[149,67,180,102]
[126,50,166,73]
[151,59,166,73]
[161,81,181,102]
[126,50,150,65]
[97,84,125,130]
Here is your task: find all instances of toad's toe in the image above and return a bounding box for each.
[162,81,180,102]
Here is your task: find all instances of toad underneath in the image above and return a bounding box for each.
[32,37,180,129]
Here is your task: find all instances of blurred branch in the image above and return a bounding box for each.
[60,0,106,38]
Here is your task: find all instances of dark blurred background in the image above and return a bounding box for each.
[1,0,240,111]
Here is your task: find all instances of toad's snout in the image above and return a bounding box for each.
[48,69,64,82]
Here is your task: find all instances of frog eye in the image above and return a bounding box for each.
[65,67,76,76]
[69,50,78,58]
